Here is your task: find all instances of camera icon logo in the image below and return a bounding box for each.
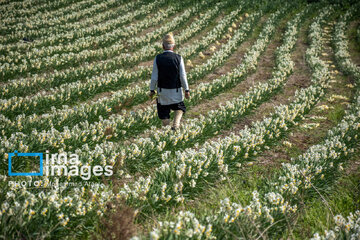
[8,150,43,176]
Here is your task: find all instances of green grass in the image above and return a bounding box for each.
[282,154,360,239]
[326,103,346,124]
[188,164,279,212]
[285,144,303,159]
[348,21,360,53]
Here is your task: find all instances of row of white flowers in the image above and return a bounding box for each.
[1,0,138,36]
[332,7,360,81]
[0,0,51,15]
[0,7,243,135]
[142,6,360,239]
[0,66,151,117]
[0,10,259,157]
[0,0,201,80]
[0,0,162,53]
[0,2,224,93]
[0,0,89,26]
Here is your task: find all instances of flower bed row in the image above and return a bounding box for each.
[0,0,87,26]
[1,0,140,36]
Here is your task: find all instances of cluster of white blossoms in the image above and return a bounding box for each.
[134,211,214,240]
[311,211,360,240]
[0,174,116,238]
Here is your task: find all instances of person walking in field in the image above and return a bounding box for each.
[149,32,190,130]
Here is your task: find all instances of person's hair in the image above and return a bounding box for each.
[163,43,175,50]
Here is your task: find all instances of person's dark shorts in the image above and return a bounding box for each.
[156,99,186,119]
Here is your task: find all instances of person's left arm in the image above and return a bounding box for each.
[179,56,190,98]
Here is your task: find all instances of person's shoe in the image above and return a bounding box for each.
[161,119,170,127]
[23,37,33,42]
[172,110,183,130]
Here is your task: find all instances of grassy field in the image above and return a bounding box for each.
[0,0,359,239]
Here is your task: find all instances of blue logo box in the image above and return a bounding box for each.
[8,151,43,176]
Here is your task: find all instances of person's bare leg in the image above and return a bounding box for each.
[172,110,183,130]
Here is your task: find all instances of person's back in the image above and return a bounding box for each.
[156,51,181,91]
[149,32,190,130]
